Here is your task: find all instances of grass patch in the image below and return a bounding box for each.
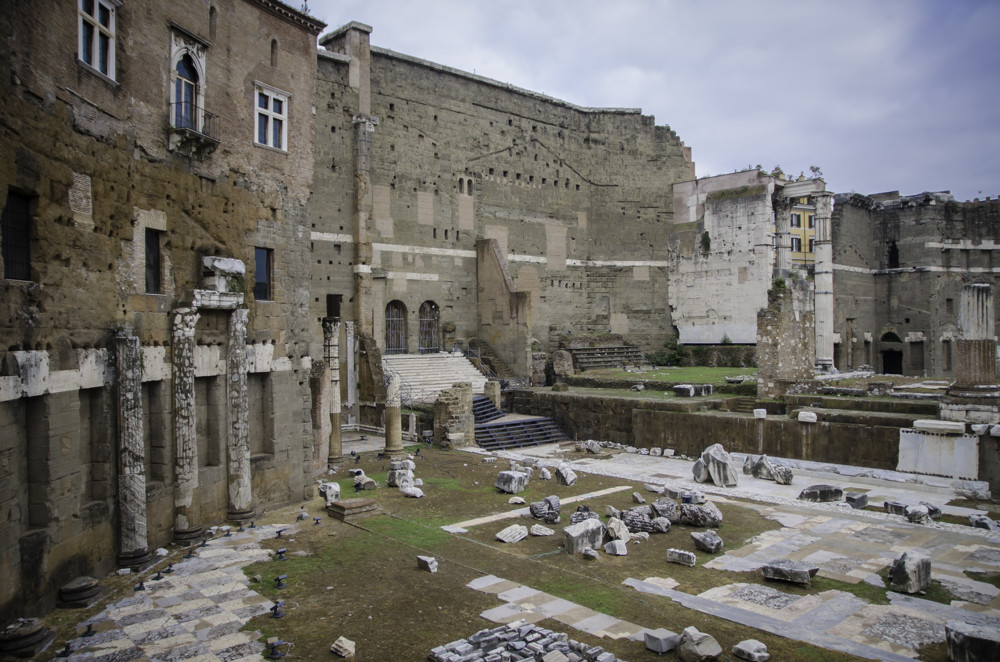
[965,570,1000,589]
[534,576,632,616]
[587,366,756,385]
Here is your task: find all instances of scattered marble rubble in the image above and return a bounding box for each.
[889,550,931,594]
[429,624,627,662]
[676,626,722,662]
[496,524,529,544]
[530,495,562,524]
[761,559,819,586]
[691,530,724,554]
[331,635,356,658]
[496,470,530,494]
[417,555,439,573]
[732,639,770,661]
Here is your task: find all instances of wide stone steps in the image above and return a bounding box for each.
[472,396,506,424]
[475,417,569,451]
[382,353,488,403]
[570,346,645,371]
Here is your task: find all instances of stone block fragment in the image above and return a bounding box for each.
[582,548,600,560]
[680,502,723,528]
[797,411,818,423]
[555,465,578,486]
[919,501,941,518]
[970,513,998,530]
[753,408,767,419]
[401,487,425,498]
[691,530,723,553]
[495,471,529,494]
[644,628,679,654]
[692,458,710,483]
[651,517,671,533]
[632,492,646,504]
[530,495,562,524]
[751,455,775,481]
[772,466,793,485]
[677,626,722,662]
[905,504,931,524]
[884,501,908,516]
[645,482,664,494]
[674,384,695,397]
[331,636,355,658]
[651,498,680,523]
[563,518,606,555]
[603,540,628,556]
[539,467,552,480]
[945,620,1000,662]
[417,555,438,573]
[888,550,931,593]
[650,447,663,456]
[530,524,555,536]
[732,639,770,661]
[606,517,631,543]
[797,484,843,502]
[761,559,819,586]
[667,548,697,567]
[701,443,740,487]
[496,524,528,543]
[605,505,621,519]
[845,492,868,509]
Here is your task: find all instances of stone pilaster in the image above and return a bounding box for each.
[114,332,150,567]
[353,115,377,337]
[172,309,202,541]
[484,380,502,409]
[325,319,343,464]
[813,192,835,370]
[226,308,253,521]
[384,372,404,459]
[942,284,1000,423]
[773,195,793,276]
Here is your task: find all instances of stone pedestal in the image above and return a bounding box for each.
[115,333,150,567]
[942,284,1000,424]
[172,309,202,541]
[384,373,405,459]
[226,308,254,521]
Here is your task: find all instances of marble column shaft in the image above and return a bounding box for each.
[957,283,997,387]
[115,332,149,564]
[325,319,343,464]
[813,192,835,369]
[226,308,253,520]
[172,309,202,540]
[384,372,404,458]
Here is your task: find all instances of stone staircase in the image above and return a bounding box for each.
[570,346,645,371]
[468,338,518,382]
[382,353,488,403]
[471,395,569,451]
[732,397,757,413]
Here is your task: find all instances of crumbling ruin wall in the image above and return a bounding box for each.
[433,382,475,448]
[670,171,775,344]
[756,281,816,399]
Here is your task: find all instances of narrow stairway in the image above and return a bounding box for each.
[472,395,569,451]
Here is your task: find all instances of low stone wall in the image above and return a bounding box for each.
[563,375,757,396]
[509,390,901,470]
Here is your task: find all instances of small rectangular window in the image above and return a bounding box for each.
[808,238,815,253]
[2,192,32,280]
[255,85,289,151]
[254,247,272,300]
[79,0,116,79]
[791,237,802,252]
[790,212,801,228]
[145,229,162,294]
[807,214,815,228]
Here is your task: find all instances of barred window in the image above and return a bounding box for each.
[145,229,162,294]
[2,192,32,280]
[254,247,272,300]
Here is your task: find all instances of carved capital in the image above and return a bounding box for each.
[172,308,201,340]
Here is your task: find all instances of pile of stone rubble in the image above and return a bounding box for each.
[429,624,625,662]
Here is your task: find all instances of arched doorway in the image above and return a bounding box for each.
[385,300,407,354]
[418,301,440,354]
[879,331,903,374]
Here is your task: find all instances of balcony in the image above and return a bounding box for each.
[167,102,220,158]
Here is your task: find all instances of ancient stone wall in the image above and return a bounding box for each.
[832,192,1000,376]
[756,281,816,399]
[0,0,324,623]
[310,41,695,355]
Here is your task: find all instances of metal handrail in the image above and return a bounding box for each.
[381,361,418,406]
[464,345,498,381]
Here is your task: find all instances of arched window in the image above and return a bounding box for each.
[270,39,278,67]
[385,300,408,354]
[418,301,440,354]
[887,241,899,269]
[209,6,217,39]
[173,54,199,130]
[458,178,464,195]
[467,179,473,196]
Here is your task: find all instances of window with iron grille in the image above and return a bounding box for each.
[2,192,32,280]
[79,0,117,79]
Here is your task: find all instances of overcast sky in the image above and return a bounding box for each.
[311,0,999,202]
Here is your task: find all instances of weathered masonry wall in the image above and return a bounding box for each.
[310,39,695,358]
[0,1,324,623]
[832,192,1000,376]
[508,391,901,469]
[670,171,775,344]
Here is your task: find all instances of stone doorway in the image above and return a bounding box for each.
[418,300,440,354]
[385,300,407,354]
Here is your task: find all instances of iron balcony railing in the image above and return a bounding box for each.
[168,101,219,140]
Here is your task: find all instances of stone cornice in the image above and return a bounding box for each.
[246,0,326,35]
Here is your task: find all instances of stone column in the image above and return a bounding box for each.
[484,380,502,409]
[813,192,835,370]
[171,309,202,541]
[384,372,404,459]
[325,318,343,464]
[114,332,150,567]
[226,308,253,521]
[942,284,1000,423]
[773,195,792,276]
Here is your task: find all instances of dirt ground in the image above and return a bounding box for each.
[235,446,886,661]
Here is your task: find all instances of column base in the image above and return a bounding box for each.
[173,525,204,543]
[117,547,152,569]
[226,507,255,524]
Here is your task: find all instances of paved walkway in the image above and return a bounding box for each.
[57,524,293,662]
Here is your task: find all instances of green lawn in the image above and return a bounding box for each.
[586,366,756,385]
